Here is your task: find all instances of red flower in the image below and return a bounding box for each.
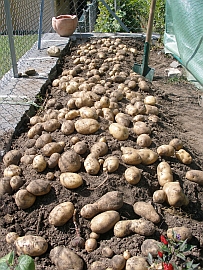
[158,251,163,258]
[160,235,168,245]
[163,263,173,270]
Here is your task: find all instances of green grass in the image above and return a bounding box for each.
[0,34,38,79]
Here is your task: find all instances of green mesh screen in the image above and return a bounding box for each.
[164,0,203,89]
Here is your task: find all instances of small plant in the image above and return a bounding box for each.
[148,232,200,270]
[0,251,35,270]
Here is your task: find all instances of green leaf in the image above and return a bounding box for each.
[176,253,186,261]
[0,262,11,270]
[15,255,35,270]
[147,253,153,265]
[0,252,14,265]
[179,239,188,252]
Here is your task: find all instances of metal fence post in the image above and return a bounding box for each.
[4,0,18,78]
[38,0,44,50]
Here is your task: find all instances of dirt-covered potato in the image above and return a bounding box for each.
[49,202,74,226]
[60,172,83,189]
[6,232,19,244]
[133,121,151,135]
[10,176,24,191]
[144,95,157,105]
[15,189,36,209]
[115,112,131,127]
[114,218,155,237]
[27,123,43,139]
[58,150,81,173]
[103,156,119,173]
[80,191,123,219]
[157,161,173,186]
[138,80,150,91]
[30,115,43,125]
[141,239,160,257]
[35,133,52,149]
[121,147,142,165]
[65,109,80,120]
[102,108,114,121]
[72,141,87,155]
[126,256,149,270]
[167,226,192,241]
[0,177,12,196]
[169,138,183,150]
[90,210,120,234]
[124,166,141,185]
[47,152,60,168]
[157,144,175,157]
[26,179,51,196]
[85,238,97,252]
[3,149,22,166]
[4,165,21,177]
[84,154,100,175]
[15,235,48,256]
[145,104,159,115]
[175,149,193,164]
[79,107,98,119]
[42,141,65,157]
[163,182,189,207]
[111,254,126,270]
[138,149,158,165]
[50,246,84,270]
[75,118,100,134]
[136,134,152,147]
[33,155,47,172]
[20,154,35,165]
[90,141,108,158]
[185,169,203,185]
[109,123,129,140]
[133,201,161,223]
[61,120,75,135]
[153,190,166,204]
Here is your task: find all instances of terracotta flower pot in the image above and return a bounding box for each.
[52,15,78,37]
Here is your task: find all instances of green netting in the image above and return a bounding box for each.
[164,0,203,89]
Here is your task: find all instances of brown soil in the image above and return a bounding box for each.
[0,36,203,270]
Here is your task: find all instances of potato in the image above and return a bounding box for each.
[30,115,43,125]
[3,149,22,166]
[92,84,106,95]
[102,108,114,121]
[115,113,131,127]
[114,218,155,237]
[4,164,21,177]
[90,261,106,270]
[167,226,192,241]
[15,189,36,209]
[26,179,51,196]
[138,149,158,165]
[61,120,75,135]
[133,201,161,223]
[125,104,138,116]
[157,161,173,186]
[85,238,97,252]
[136,134,152,147]
[28,123,43,139]
[175,149,193,164]
[169,138,183,150]
[121,147,142,165]
[185,170,203,185]
[111,255,126,270]
[20,154,35,165]
[58,150,81,173]
[10,176,24,191]
[134,101,146,115]
[0,177,12,196]
[163,182,189,207]
[125,166,141,185]
[43,119,61,132]
[153,190,166,204]
[49,202,74,226]
[65,110,80,120]
[103,156,119,173]
[47,152,60,169]
[145,104,159,115]
[138,80,150,91]
[84,154,100,175]
[102,246,114,258]
[90,210,120,234]
[133,121,151,135]
[33,155,47,172]
[126,256,148,270]
[35,133,52,148]
[141,239,160,257]
[6,232,19,244]
[73,141,88,155]
[60,172,83,189]
[90,141,108,158]
[15,235,48,256]
[109,123,129,140]
[144,95,157,105]
[75,118,100,135]
[79,107,98,119]
[80,191,123,219]
[42,141,65,157]
[157,144,175,157]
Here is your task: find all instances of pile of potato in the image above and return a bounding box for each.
[1,37,202,269]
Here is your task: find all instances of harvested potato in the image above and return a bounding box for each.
[84,154,100,175]
[138,80,150,91]
[121,147,142,165]
[49,202,74,226]
[10,176,24,191]
[58,150,81,173]
[90,261,106,270]
[47,152,60,169]
[176,149,193,164]
[124,167,141,185]
[163,182,189,207]
[0,177,12,196]
[33,155,47,172]
[42,141,65,157]
[15,189,36,209]
[43,119,61,132]
[75,118,100,135]
[157,161,173,186]
[61,120,75,135]
[90,210,120,234]
[114,218,155,237]
[20,154,35,165]
[85,238,97,252]
[102,108,114,121]
[133,121,151,135]
[15,235,48,256]
[153,190,166,204]
[79,107,98,119]
[167,226,192,241]
[80,191,123,219]
[185,170,203,185]
[27,123,43,139]
[102,246,114,258]
[157,144,175,157]
[70,136,80,145]
[4,165,21,177]
[30,115,43,125]
[141,239,160,257]
[126,256,149,270]
[145,104,159,115]
[144,95,156,105]
[60,172,83,189]
[133,114,146,122]
[35,133,52,148]
[6,232,19,244]
[125,104,138,116]
[26,179,51,196]
[169,138,183,150]
[90,141,108,158]
[115,113,131,127]
[111,254,126,270]
[73,141,88,155]
[89,232,100,240]
[65,109,80,120]
[103,156,119,173]
[3,149,22,166]
[134,101,146,115]
[138,149,158,165]
[133,201,161,223]
[136,134,152,147]
[109,123,129,140]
